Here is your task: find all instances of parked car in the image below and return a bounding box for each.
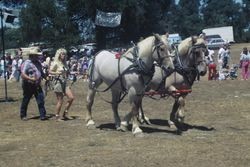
[207,38,229,49]
[205,34,222,43]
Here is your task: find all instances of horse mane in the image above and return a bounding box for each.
[137,36,155,56]
[123,34,168,58]
[178,36,205,56]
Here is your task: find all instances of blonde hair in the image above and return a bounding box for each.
[54,48,67,66]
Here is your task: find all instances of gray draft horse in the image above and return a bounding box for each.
[86,34,174,136]
[134,35,208,132]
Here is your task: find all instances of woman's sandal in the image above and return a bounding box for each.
[55,114,64,121]
[63,110,73,120]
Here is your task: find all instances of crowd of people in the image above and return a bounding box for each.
[0,50,91,83]
[0,49,23,82]
[0,47,93,121]
[206,44,249,81]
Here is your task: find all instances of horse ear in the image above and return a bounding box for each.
[199,33,206,39]
[153,33,162,43]
[191,36,198,44]
[165,32,169,38]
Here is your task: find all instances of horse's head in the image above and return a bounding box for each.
[152,33,174,70]
[178,36,207,76]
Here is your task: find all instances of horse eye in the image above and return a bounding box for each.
[160,48,164,51]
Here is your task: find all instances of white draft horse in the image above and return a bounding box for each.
[139,35,208,132]
[86,34,174,136]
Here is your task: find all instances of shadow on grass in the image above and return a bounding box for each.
[97,118,215,136]
[97,122,177,135]
[29,114,80,121]
[0,97,18,103]
[150,118,215,132]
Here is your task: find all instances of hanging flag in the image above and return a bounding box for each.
[95,9,122,28]
[3,13,16,23]
[2,8,17,24]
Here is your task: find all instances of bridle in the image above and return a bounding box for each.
[188,43,207,68]
[158,42,207,88]
[153,40,174,71]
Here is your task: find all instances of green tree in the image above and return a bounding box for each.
[177,0,203,37]
[66,0,172,48]
[201,0,242,42]
[4,28,23,49]
[241,0,250,42]
[19,0,80,50]
[165,0,182,34]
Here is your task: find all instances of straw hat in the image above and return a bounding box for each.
[28,47,43,57]
[22,47,42,60]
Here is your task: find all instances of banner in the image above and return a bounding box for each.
[2,8,17,24]
[3,13,16,23]
[95,10,121,28]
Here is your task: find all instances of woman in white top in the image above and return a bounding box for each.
[207,49,217,80]
[49,48,75,121]
[8,56,18,81]
[240,47,250,80]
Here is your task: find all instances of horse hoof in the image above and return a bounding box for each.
[169,124,177,130]
[168,120,178,130]
[116,126,126,132]
[86,120,96,129]
[132,127,143,137]
[120,121,128,132]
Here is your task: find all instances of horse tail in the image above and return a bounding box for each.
[88,50,105,89]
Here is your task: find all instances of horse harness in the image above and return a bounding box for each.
[89,40,167,103]
[145,43,207,99]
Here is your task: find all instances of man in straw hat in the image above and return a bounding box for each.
[19,48,47,121]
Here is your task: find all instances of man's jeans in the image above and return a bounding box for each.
[20,81,46,119]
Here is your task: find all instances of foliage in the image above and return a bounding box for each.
[19,0,80,51]
[1,0,250,51]
[0,28,23,50]
[177,0,203,38]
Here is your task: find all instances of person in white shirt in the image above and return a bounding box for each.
[207,49,217,80]
[240,47,250,80]
[0,57,4,78]
[17,55,23,82]
[218,44,230,68]
[217,45,225,72]
[8,55,18,82]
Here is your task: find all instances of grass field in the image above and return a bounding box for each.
[1,43,250,167]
